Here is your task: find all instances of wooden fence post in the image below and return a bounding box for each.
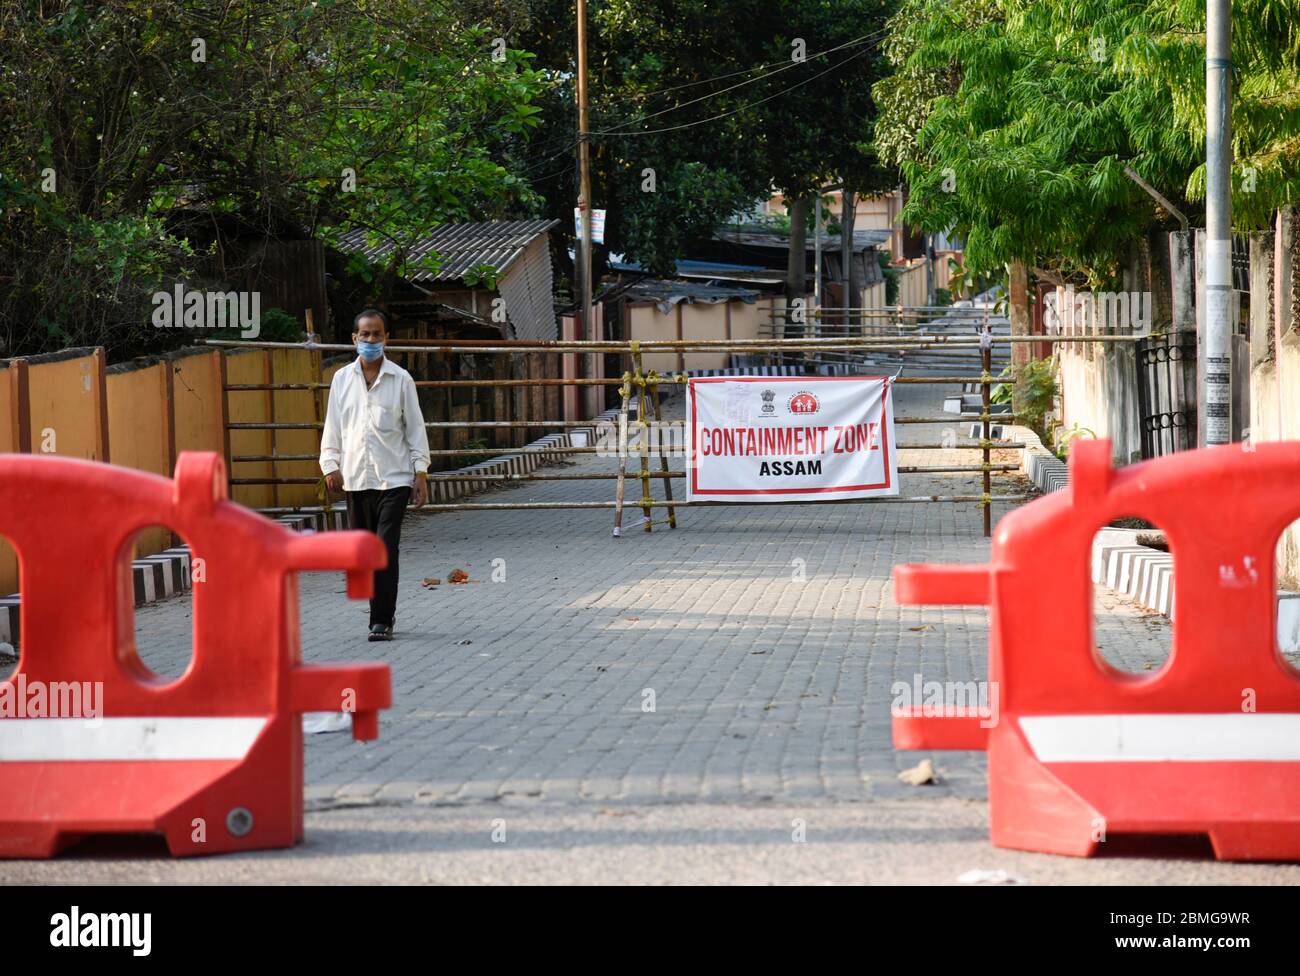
[92,347,110,463]
[9,359,31,453]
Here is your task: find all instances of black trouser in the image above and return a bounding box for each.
[346,486,411,628]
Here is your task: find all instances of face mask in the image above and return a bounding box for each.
[357,340,384,363]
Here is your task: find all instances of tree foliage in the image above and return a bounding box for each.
[515,0,895,280]
[872,0,1300,283]
[0,0,544,357]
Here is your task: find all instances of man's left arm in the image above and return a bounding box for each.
[403,373,431,506]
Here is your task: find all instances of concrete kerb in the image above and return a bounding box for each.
[1091,527,1300,654]
[1005,422,1068,494]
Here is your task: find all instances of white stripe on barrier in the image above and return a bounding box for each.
[1020,713,1300,762]
[0,717,267,761]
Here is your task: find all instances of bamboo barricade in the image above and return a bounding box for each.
[203,331,1117,538]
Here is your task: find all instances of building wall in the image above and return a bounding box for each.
[1056,341,1144,466]
[1249,339,1300,588]
[1248,211,1300,587]
[628,299,766,373]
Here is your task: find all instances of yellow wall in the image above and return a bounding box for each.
[630,299,770,373]
[107,364,168,476]
[223,350,273,509]
[0,365,14,586]
[107,363,172,556]
[173,351,224,457]
[630,304,681,375]
[271,347,322,507]
[223,348,323,508]
[0,346,326,595]
[0,367,14,454]
[27,353,103,461]
[3,367,25,594]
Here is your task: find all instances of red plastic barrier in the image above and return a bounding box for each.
[894,438,1300,861]
[0,452,391,858]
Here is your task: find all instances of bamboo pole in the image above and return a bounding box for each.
[408,495,1035,511]
[647,370,676,529]
[633,347,653,532]
[613,372,631,538]
[204,335,1142,354]
[981,315,993,538]
[224,374,1011,392]
[229,441,1024,463]
[226,413,1022,431]
[233,464,1020,486]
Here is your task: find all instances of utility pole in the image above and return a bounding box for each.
[1203,0,1232,445]
[924,232,935,306]
[576,0,593,348]
[813,194,822,312]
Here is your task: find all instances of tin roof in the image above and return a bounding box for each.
[334,219,560,287]
[713,228,891,252]
[624,279,761,314]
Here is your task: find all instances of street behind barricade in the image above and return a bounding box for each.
[4,385,1295,884]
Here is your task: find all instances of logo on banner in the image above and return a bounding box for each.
[761,389,776,414]
[787,390,819,415]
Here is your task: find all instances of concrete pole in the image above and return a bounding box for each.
[1203,0,1233,445]
[840,190,855,316]
[925,233,935,306]
[814,194,822,313]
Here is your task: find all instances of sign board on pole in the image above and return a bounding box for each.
[574,207,606,244]
[686,376,898,502]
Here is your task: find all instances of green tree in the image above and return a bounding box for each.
[872,0,1300,285]
[0,0,544,357]
[513,0,895,282]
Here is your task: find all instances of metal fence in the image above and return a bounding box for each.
[207,330,1139,538]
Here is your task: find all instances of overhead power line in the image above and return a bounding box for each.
[593,44,877,138]
[590,29,887,135]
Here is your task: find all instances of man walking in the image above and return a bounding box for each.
[320,308,430,641]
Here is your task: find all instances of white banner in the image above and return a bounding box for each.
[687,376,898,502]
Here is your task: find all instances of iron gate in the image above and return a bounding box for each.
[1136,331,1198,459]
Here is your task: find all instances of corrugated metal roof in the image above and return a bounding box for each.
[625,279,761,314]
[608,257,769,276]
[713,229,890,252]
[335,219,560,287]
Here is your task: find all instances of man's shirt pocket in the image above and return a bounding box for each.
[369,401,400,433]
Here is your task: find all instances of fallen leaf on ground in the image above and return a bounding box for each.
[897,758,938,785]
[448,569,469,584]
[909,625,933,632]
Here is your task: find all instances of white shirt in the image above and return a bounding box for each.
[319,357,430,491]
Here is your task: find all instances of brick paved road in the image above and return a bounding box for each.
[6,384,1264,884]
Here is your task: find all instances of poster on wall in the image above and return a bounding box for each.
[686,376,898,503]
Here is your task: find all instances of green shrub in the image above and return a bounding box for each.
[1010,358,1058,443]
